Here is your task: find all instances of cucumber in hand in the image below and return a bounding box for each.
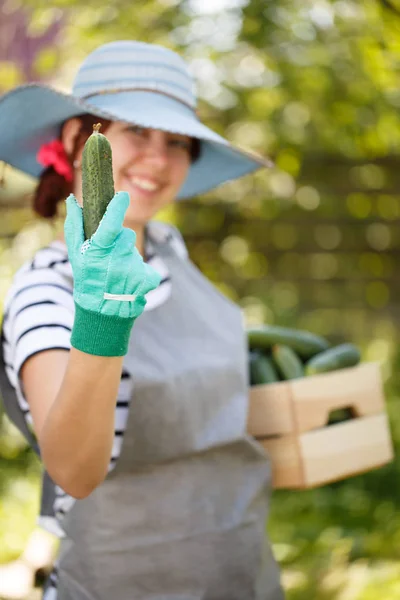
[82,123,115,240]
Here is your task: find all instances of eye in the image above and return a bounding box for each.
[169,137,192,152]
[127,125,146,136]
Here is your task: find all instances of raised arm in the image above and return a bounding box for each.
[17,192,160,498]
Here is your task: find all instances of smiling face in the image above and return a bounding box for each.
[106,122,191,227]
[59,117,194,255]
[103,122,192,228]
[69,119,192,230]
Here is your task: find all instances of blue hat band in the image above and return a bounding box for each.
[80,87,197,114]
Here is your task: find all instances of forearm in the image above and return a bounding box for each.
[40,347,124,498]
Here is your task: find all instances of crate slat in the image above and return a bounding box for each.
[259,414,394,489]
[290,362,385,433]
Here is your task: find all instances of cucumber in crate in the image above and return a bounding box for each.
[247,325,362,425]
[246,324,393,489]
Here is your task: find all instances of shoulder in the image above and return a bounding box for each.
[29,240,70,271]
[3,241,73,324]
[2,242,73,381]
[7,240,70,288]
[146,221,188,260]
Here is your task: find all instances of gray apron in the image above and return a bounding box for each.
[1,229,284,600]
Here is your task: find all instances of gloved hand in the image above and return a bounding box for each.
[64,191,161,356]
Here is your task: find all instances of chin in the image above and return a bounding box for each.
[124,209,157,229]
[129,196,174,218]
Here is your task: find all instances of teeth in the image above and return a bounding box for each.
[131,177,159,192]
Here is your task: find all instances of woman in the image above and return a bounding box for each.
[0,40,284,599]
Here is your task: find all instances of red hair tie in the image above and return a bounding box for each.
[37,140,73,182]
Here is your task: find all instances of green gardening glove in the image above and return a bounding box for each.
[64,191,161,357]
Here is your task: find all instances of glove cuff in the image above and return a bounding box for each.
[71,302,135,357]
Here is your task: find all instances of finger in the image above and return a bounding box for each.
[117,227,137,251]
[105,228,137,286]
[64,194,84,255]
[92,191,130,248]
[139,263,162,296]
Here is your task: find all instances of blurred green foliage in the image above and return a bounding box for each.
[1,0,400,598]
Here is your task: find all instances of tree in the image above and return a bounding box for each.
[0,0,65,91]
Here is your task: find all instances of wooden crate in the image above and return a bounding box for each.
[247,362,394,489]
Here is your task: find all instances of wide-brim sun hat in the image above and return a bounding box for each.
[0,40,273,200]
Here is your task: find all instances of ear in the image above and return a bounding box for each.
[61,118,82,156]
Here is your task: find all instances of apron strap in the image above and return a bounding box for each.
[145,221,187,259]
[0,324,56,518]
[0,327,40,454]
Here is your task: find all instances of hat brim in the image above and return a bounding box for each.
[0,84,273,200]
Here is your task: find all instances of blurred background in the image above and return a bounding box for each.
[0,0,400,598]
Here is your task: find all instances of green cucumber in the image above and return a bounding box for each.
[248,350,280,385]
[305,343,361,376]
[272,345,304,380]
[82,123,115,240]
[247,325,330,359]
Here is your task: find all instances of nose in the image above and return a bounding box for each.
[143,132,169,169]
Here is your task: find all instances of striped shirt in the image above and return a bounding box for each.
[2,221,187,538]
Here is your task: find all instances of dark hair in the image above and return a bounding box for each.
[190,137,201,163]
[33,115,201,219]
[33,114,112,218]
